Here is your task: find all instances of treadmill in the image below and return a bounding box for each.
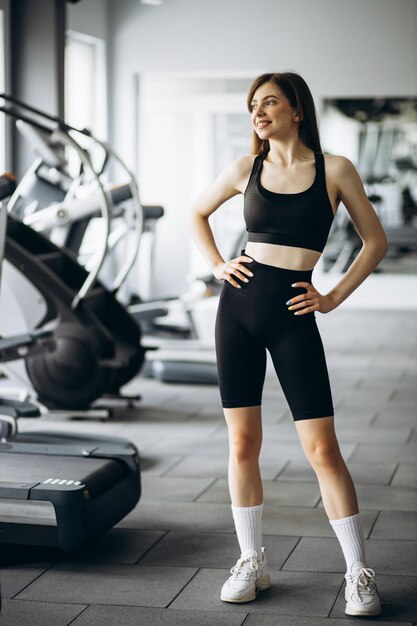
[0,189,141,552]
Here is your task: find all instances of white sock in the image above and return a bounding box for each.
[231,503,263,560]
[329,513,367,572]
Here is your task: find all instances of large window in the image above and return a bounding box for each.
[65,30,107,139]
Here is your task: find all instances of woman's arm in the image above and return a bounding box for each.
[188,156,255,286]
[325,156,388,309]
[288,156,388,315]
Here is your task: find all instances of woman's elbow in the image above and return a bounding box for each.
[368,234,389,261]
[379,231,389,258]
[362,231,388,259]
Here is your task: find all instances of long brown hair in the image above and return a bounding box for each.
[247,72,322,155]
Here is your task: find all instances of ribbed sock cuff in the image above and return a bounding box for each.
[231,503,263,559]
[329,513,366,572]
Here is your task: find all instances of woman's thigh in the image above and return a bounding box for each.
[268,317,334,421]
[215,285,267,409]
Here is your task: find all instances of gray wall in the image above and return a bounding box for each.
[108,0,417,160]
[67,0,108,40]
[10,0,65,177]
[0,0,12,168]
[0,0,11,92]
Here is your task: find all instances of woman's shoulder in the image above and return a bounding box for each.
[234,154,258,173]
[322,152,358,182]
[323,152,355,171]
[219,154,257,180]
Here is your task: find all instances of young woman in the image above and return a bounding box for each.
[189,72,387,616]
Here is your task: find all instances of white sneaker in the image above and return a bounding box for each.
[344,561,382,616]
[220,547,271,603]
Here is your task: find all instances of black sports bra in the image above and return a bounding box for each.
[243,151,334,253]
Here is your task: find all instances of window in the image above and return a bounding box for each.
[65,30,107,139]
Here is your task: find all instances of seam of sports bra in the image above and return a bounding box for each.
[320,153,337,219]
[243,154,263,196]
[256,152,319,198]
[246,232,323,253]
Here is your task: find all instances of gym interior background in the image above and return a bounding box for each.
[0,0,416,624]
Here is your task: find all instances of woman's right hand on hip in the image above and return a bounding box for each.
[212,255,254,288]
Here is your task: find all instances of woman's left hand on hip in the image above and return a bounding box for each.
[286,281,335,315]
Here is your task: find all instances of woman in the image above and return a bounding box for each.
[189,71,387,616]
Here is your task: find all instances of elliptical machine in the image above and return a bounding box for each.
[0,96,146,410]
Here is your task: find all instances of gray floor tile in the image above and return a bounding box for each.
[372,410,417,428]
[345,462,398,485]
[15,563,198,607]
[318,484,417,512]
[117,402,197,423]
[339,388,395,404]
[0,600,86,626]
[146,438,230,457]
[262,506,377,538]
[277,459,397,485]
[119,423,222,450]
[333,409,377,427]
[244,615,412,626]
[0,558,57,599]
[196,479,321,507]
[163,454,284,480]
[386,396,417,410]
[370,511,417,540]
[365,539,417,576]
[330,574,417,622]
[71,605,246,625]
[350,442,417,464]
[141,475,214,502]
[140,531,299,569]
[161,454,228,478]
[260,441,356,463]
[57,529,165,565]
[139,453,185,475]
[334,427,412,445]
[170,568,344,617]
[391,464,417,487]
[116,501,236,533]
[20,417,122,435]
[283,537,417,575]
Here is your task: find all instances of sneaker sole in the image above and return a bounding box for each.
[345,604,382,617]
[220,573,271,604]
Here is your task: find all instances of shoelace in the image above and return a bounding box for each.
[230,555,259,580]
[347,567,377,596]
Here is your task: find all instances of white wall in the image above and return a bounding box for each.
[107,0,417,297]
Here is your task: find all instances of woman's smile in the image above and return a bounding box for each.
[256,120,272,130]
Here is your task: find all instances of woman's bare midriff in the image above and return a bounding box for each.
[244,241,321,271]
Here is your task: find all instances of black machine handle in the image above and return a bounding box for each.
[0,173,16,200]
[0,93,91,137]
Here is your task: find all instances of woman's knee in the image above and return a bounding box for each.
[225,406,262,463]
[229,430,262,463]
[304,437,342,471]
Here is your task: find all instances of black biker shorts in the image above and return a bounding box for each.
[214,251,334,421]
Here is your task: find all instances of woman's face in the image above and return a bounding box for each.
[250,81,299,140]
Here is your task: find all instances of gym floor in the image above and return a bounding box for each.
[1,308,416,625]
